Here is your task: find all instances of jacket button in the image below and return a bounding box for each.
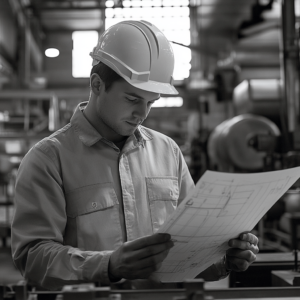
[92,202,97,209]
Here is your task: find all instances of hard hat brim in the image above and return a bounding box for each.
[124,78,179,95]
[91,55,178,95]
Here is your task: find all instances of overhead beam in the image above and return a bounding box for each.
[37,6,104,10]
[239,20,279,37]
[0,88,90,100]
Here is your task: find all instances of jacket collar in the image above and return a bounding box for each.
[70,102,152,147]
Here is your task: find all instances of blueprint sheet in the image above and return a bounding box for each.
[155,167,300,282]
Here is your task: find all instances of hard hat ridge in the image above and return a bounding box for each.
[136,20,160,58]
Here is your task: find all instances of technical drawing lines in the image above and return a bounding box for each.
[167,207,209,237]
[191,181,237,209]
[157,241,227,274]
[269,177,292,194]
[156,168,300,282]
[163,181,263,239]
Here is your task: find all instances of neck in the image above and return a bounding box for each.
[83,98,127,143]
[114,138,127,150]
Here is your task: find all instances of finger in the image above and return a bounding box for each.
[227,248,257,264]
[126,233,172,251]
[226,249,256,272]
[134,249,171,269]
[123,252,169,280]
[123,265,157,280]
[226,256,251,272]
[228,239,259,254]
[132,263,164,279]
[239,232,259,246]
[132,241,174,260]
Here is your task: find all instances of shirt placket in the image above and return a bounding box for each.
[119,152,139,241]
[119,135,143,241]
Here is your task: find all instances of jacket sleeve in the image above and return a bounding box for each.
[11,144,113,290]
[196,257,230,281]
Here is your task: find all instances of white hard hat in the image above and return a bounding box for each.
[90,20,178,95]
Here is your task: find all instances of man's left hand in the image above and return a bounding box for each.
[226,232,259,272]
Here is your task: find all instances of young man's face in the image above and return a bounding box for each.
[95,78,160,142]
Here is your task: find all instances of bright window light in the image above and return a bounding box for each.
[5,141,22,154]
[163,0,189,5]
[72,31,98,78]
[123,0,162,6]
[45,48,59,58]
[152,97,183,107]
[105,2,191,81]
[122,0,189,6]
[105,0,115,7]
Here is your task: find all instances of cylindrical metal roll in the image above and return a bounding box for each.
[207,114,280,171]
[233,79,282,121]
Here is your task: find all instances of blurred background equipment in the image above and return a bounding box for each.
[233,79,282,127]
[207,114,281,172]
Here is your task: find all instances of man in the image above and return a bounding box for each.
[11,20,258,290]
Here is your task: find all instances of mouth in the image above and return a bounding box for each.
[126,121,140,127]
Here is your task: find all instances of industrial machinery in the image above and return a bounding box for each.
[205,1,300,286]
[1,279,300,300]
[207,113,281,172]
[233,79,282,127]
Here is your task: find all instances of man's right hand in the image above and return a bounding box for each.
[108,233,174,281]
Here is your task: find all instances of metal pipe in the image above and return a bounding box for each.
[8,0,43,76]
[281,0,299,135]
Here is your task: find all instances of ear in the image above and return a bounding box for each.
[90,73,104,95]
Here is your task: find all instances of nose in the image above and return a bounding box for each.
[133,101,150,120]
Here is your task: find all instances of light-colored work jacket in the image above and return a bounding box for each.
[11,102,223,290]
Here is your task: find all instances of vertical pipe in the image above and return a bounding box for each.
[24,23,31,86]
[281,0,299,141]
[23,99,30,131]
[48,94,60,131]
[290,214,299,271]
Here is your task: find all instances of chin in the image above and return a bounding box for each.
[116,128,133,137]
[126,128,136,136]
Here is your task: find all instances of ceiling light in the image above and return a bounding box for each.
[45,48,60,58]
[34,77,47,85]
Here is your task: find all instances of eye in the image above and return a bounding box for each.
[125,97,138,103]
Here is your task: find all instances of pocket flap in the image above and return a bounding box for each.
[146,177,179,201]
[65,183,118,218]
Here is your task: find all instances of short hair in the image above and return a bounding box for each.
[90,62,123,91]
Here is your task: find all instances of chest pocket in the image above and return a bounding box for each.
[65,182,121,250]
[146,177,179,233]
[66,183,118,218]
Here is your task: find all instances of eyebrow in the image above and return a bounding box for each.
[125,92,160,101]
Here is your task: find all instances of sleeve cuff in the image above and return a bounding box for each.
[213,255,231,280]
[82,251,115,285]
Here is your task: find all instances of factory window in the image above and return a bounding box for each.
[72,31,98,78]
[152,97,183,108]
[105,0,191,81]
